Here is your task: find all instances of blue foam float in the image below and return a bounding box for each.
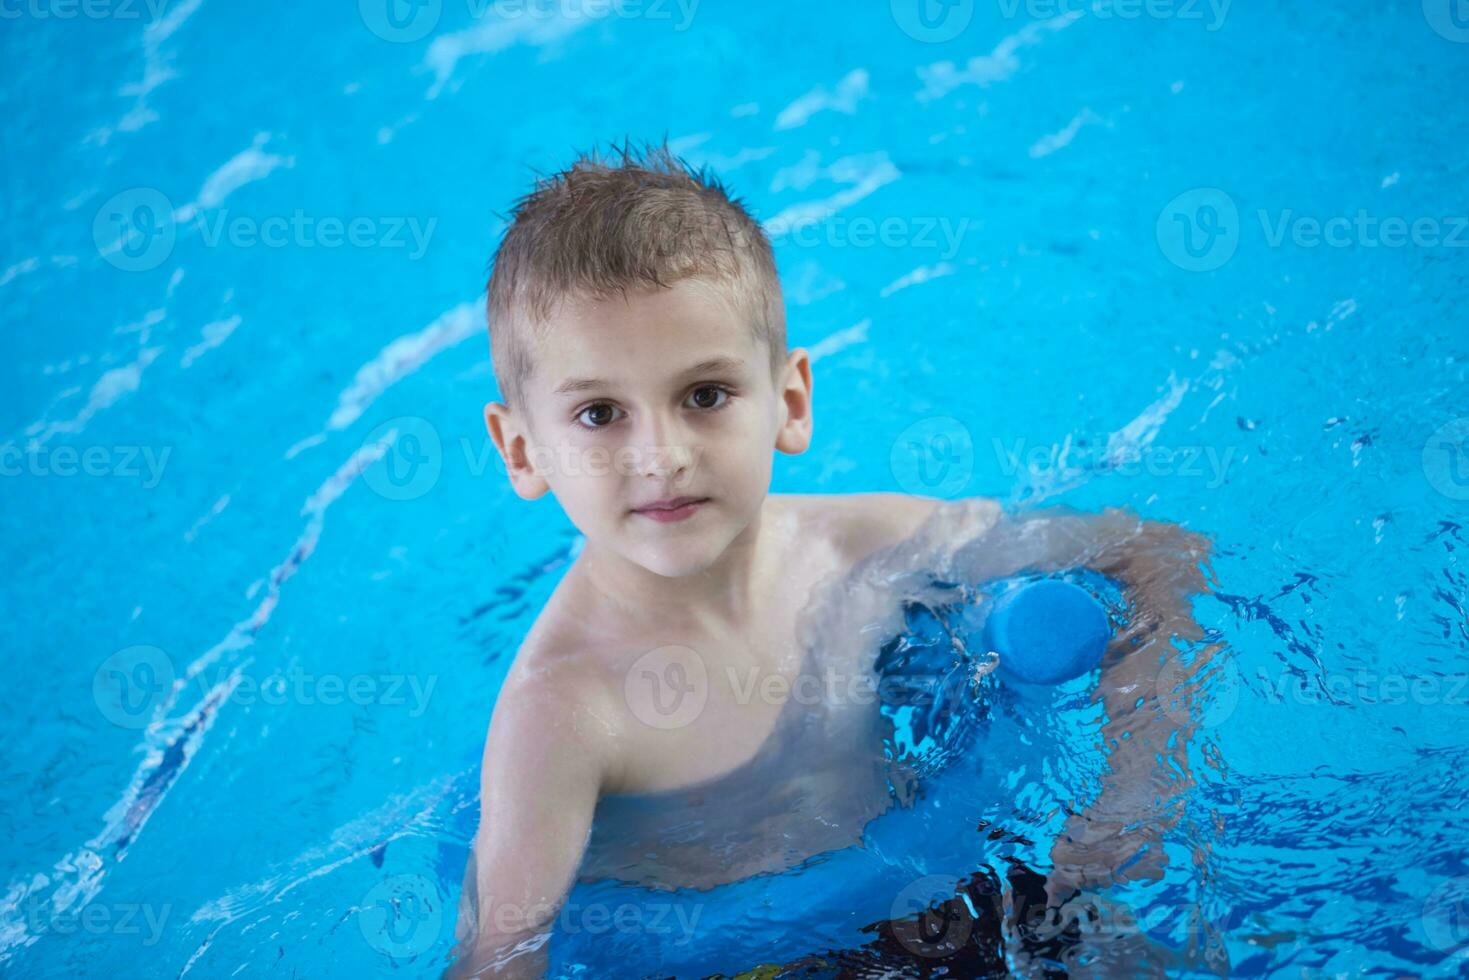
[979,577,1113,685]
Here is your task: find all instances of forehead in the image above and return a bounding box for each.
[533,279,762,383]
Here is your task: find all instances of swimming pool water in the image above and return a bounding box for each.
[2,0,1467,976]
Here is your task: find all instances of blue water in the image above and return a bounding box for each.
[2,1,1467,976]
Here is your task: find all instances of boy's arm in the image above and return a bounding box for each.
[445,673,614,979]
[845,495,1216,901]
[1043,511,1216,906]
[854,498,1213,899]
[943,504,1217,905]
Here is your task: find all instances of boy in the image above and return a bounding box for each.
[446,143,1215,978]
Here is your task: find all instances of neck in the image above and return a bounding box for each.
[574,501,774,633]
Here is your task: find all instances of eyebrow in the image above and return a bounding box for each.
[552,356,747,396]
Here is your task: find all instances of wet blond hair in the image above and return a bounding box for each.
[485,139,786,412]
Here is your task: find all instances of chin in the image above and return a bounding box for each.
[623,521,735,578]
[631,541,722,579]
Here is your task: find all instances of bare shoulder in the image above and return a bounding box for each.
[781,493,1010,578]
[485,617,626,790]
[775,492,998,568]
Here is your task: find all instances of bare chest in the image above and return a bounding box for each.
[603,574,823,795]
[590,499,921,797]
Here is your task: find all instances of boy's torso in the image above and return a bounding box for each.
[502,491,951,799]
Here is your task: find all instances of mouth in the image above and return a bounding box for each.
[631,496,710,523]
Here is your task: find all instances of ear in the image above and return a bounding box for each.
[774,347,813,455]
[484,401,550,500]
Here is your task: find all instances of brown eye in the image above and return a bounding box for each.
[576,403,621,428]
[688,385,728,410]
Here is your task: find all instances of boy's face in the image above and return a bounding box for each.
[486,278,812,579]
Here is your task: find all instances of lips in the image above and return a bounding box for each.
[631,496,710,523]
[633,496,708,513]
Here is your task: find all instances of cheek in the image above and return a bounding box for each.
[539,437,615,483]
[716,433,774,491]
[718,407,775,461]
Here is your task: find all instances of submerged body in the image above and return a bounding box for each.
[558,492,1002,893]
[449,489,1213,977]
[449,492,995,975]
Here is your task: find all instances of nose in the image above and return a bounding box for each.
[632,409,694,484]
